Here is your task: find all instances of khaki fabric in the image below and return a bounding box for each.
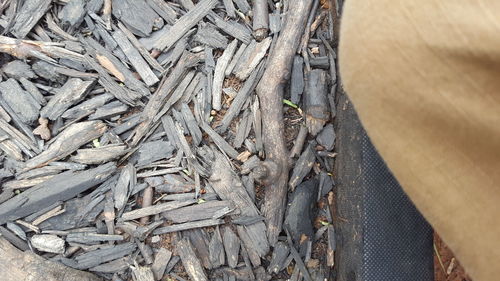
[339,1,500,280]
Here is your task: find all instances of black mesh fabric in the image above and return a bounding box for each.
[361,134,434,281]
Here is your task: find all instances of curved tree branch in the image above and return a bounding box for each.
[255,0,313,246]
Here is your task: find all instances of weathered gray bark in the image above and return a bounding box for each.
[0,237,102,281]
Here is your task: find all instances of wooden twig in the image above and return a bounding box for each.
[252,0,269,41]
[255,0,313,246]
[0,35,83,63]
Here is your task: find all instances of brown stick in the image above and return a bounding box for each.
[255,0,313,246]
[139,186,154,224]
[0,237,102,281]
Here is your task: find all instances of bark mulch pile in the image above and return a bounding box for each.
[0,0,338,280]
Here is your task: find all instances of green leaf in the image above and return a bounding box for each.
[320,220,330,226]
[283,99,298,109]
[93,139,100,148]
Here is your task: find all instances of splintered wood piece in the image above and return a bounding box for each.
[145,174,194,193]
[256,0,313,246]
[234,37,271,80]
[291,56,304,104]
[252,0,269,41]
[327,224,335,267]
[162,200,231,223]
[10,0,52,39]
[83,37,150,98]
[19,78,46,106]
[207,13,252,45]
[1,60,36,80]
[209,226,225,269]
[193,24,229,49]
[88,100,128,120]
[225,42,247,76]
[89,257,130,273]
[0,96,37,145]
[6,222,27,241]
[83,54,140,106]
[121,199,196,221]
[131,264,155,281]
[0,224,29,250]
[205,150,269,263]
[285,229,313,281]
[0,78,40,125]
[185,229,212,269]
[102,0,112,29]
[117,22,165,73]
[289,143,315,190]
[131,52,203,146]
[222,0,236,18]
[0,137,22,161]
[290,124,308,158]
[71,145,127,165]
[165,255,180,274]
[222,226,240,268]
[66,233,124,244]
[32,204,65,225]
[217,60,264,133]
[113,29,159,86]
[0,35,84,63]
[284,178,318,246]
[137,240,154,264]
[180,104,203,146]
[0,104,12,122]
[268,241,290,274]
[74,242,137,269]
[316,123,335,151]
[40,78,96,121]
[233,108,252,149]
[30,234,65,254]
[309,56,329,69]
[151,248,172,280]
[114,163,135,211]
[153,219,224,235]
[156,71,195,120]
[112,0,161,37]
[146,0,177,25]
[212,39,238,111]
[153,0,218,51]
[132,140,175,166]
[232,215,265,226]
[0,237,102,281]
[269,10,281,35]
[305,69,329,136]
[24,121,107,170]
[156,75,195,125]
[233,0,251,14]
[157,31,191,65]
[0,163,116,225]
[58,0,86,30]
[177,238,209,281]
[200,122,239,159]
[46,13,78,41]
[3,132,32,158]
